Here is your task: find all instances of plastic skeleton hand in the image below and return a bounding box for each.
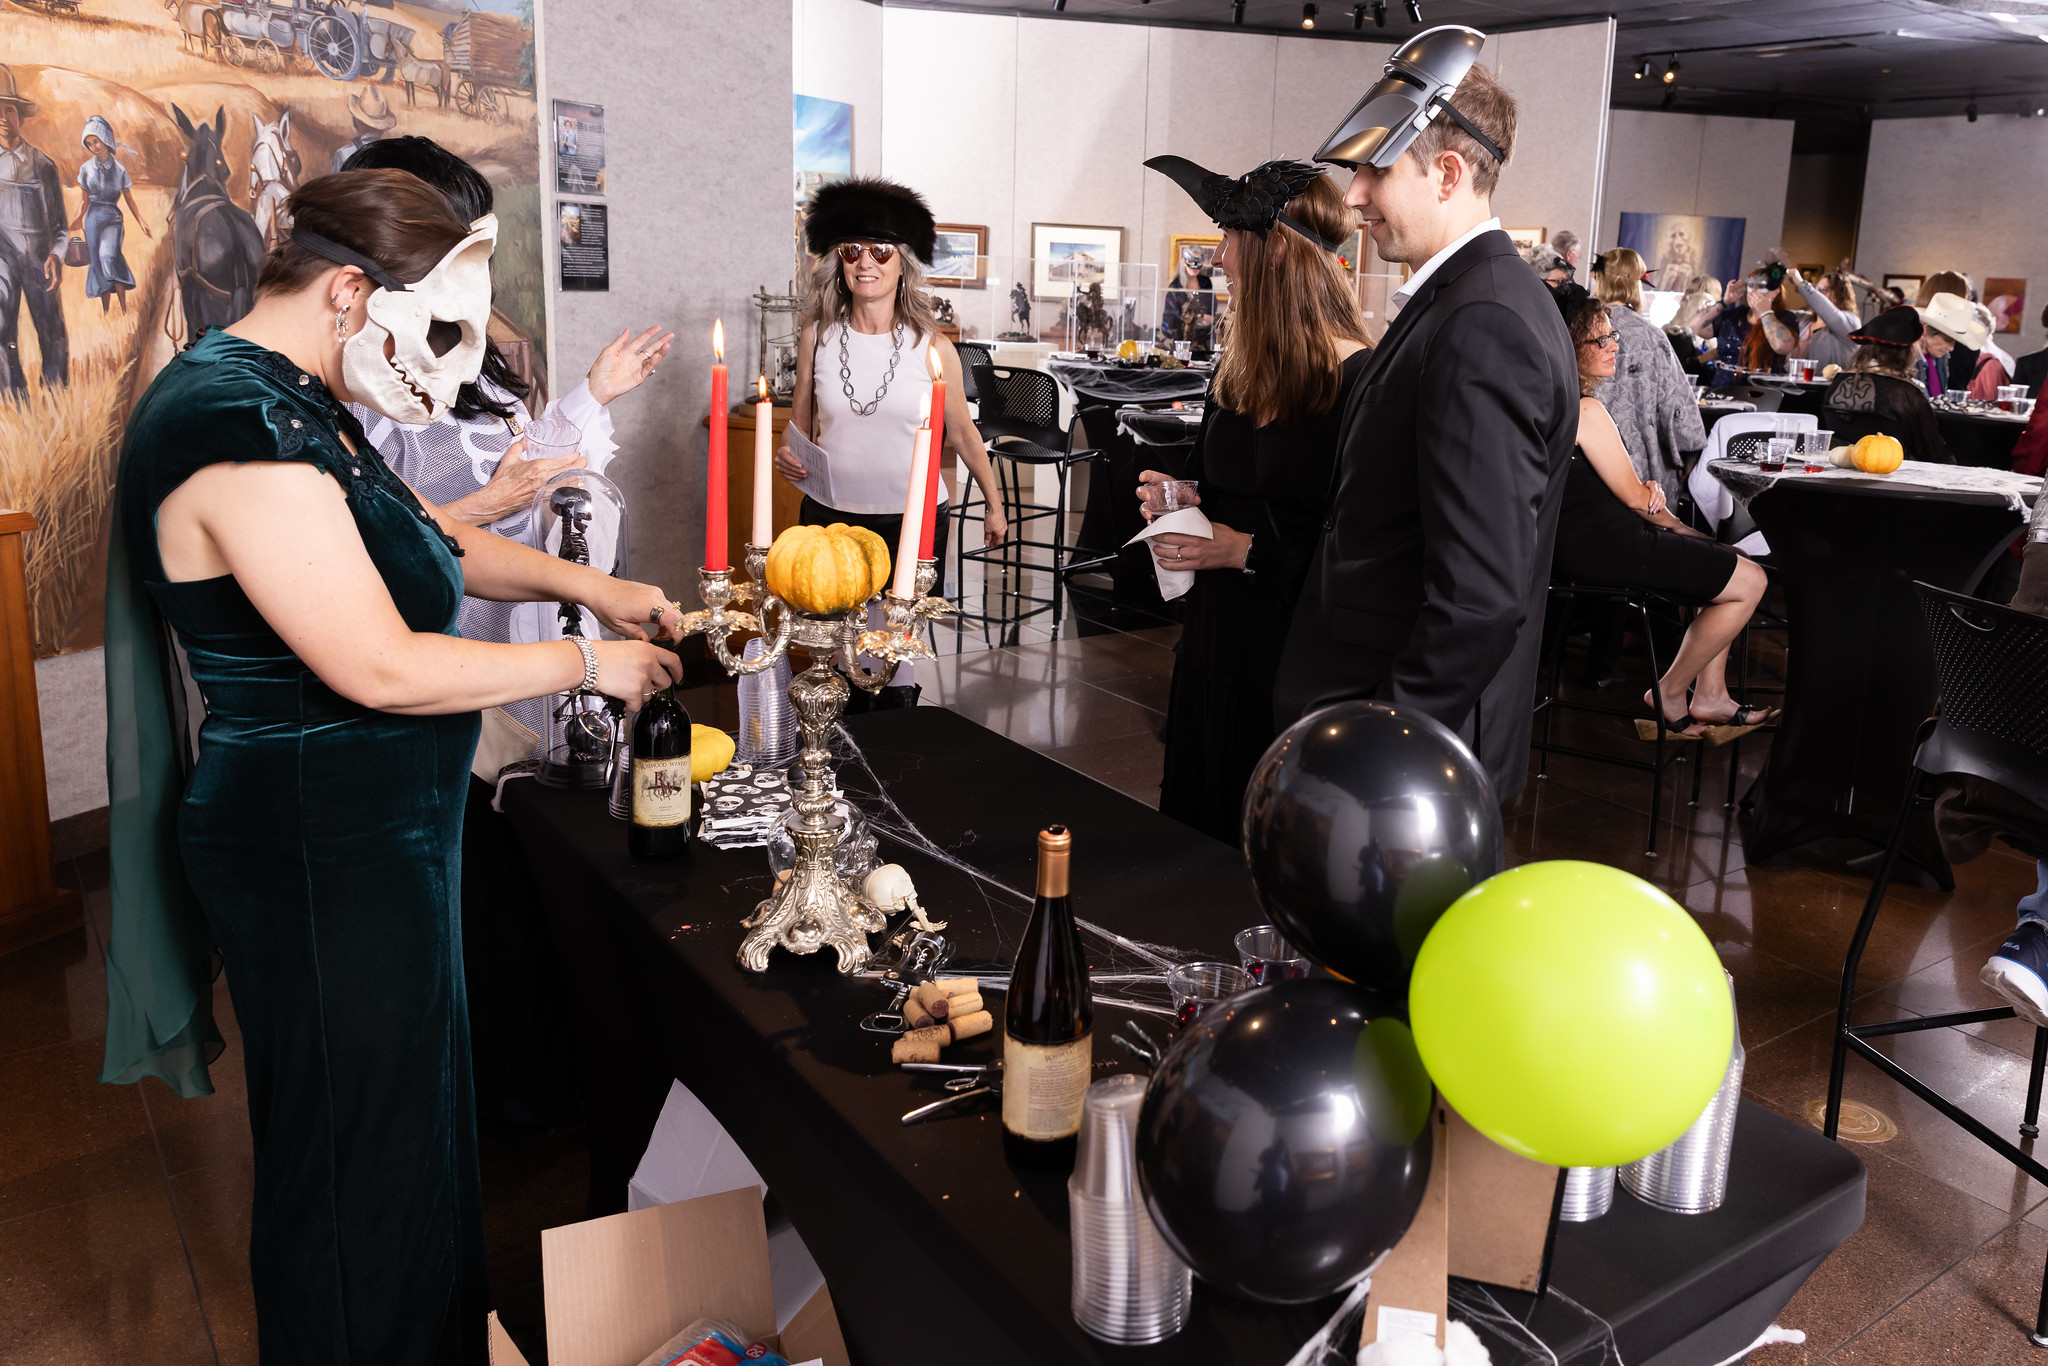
[865,864,945,932]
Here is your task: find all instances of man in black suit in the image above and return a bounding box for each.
[1274,41,1577,803]
[2015,304,2048,399]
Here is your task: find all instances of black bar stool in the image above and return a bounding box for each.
[1825,581,2048,1347]
[954,364,1114,626]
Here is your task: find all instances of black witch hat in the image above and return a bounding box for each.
[1144,155,1345,252]
[803,177,938,266]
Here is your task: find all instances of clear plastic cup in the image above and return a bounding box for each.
[522,412,582,461]
[1166,961,1242,1032]
[1142,480,1200,516]
[1234,925,1310,986]
[1760,436,1794,472]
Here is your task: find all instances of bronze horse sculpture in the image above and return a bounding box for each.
[170,104,264,344]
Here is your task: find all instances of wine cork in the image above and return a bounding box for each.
[929,996,951,1022]
[929,977,979,999]
[891,1026,950,1065]
[947,1010,993,1043]
[902,1000,934,1029]
[942,991,984,1018]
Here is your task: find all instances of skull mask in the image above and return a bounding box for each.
[293,215,498,425]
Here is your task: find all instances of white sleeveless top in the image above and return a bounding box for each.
[811,322,946,515]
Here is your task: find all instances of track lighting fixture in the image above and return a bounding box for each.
[1635,57,1651,80]
[1966,101,1979,122]
[1302,3,1316,28]
[1052,0,1066,10]
[1232,0,1245,24]
[1405,0,1422,22]
[1372,0,1387,26]
[1352,3,1366,29]
[1662,57,1678,83]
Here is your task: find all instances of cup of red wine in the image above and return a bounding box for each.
[1167,962,1244,1033]
[1235,925,1311,987]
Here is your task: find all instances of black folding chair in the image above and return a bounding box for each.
[954,364,1114,625]
[1825,581,2048,1346]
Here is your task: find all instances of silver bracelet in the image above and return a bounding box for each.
[570,636,599,694]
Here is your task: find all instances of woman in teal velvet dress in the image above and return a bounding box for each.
[101,170,686,1364]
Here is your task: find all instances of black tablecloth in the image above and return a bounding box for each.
[502,708,1863,1366]
[1739,479,2028,871]
[1938,410,2028,469]
[1116,404,1205,448]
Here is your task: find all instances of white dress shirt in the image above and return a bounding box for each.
[1389,216,1502,313]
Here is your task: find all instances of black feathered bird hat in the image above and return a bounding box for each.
[803,178,938,266]
[1144,155,1345,253]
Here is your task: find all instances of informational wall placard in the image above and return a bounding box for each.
[560,202,610,292]
[554,100,606,195]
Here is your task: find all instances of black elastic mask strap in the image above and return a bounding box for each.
[1274,210,1348,254]
[1428,95,1505,167]
[291,229,410,293]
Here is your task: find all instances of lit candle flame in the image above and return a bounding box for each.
[757,374,768,401]
[918,392,931,423]
[712,318,724,362]
[927,344,942,380]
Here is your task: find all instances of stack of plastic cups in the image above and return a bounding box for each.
[1621,972,1744,1214]
[1558,1166,1616,1221]
[735,636,796,768]
[1070,1076,1192,1345]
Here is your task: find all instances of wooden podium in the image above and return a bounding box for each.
[0,509,82,955]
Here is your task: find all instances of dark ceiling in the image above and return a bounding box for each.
[883,0,2048,125]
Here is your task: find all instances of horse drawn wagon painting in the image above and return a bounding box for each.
[0,0,544,657]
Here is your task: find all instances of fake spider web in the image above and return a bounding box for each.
[829,724,1201,1019]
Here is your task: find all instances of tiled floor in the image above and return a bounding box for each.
[7,570,2047,1363]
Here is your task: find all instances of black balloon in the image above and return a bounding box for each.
[1241,700,1500,996]
[1135,978,1435,1304]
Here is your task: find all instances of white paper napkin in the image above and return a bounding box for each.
[1124,506,1214,601]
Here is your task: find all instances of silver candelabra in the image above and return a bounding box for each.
[677,542,951,974]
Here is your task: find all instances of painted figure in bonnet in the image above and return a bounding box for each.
[69,114,152,314]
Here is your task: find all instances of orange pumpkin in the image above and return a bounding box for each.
[834,523,893,597]
[1850,433,1905,475]
[764,524,886,614]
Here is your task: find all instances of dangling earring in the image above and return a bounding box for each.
[333,303,349,341]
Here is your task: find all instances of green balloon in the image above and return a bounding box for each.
[1409,860,1732,1168]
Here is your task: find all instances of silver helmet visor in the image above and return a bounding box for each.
[1314,25,1494,170]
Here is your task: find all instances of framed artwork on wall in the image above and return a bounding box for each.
[1504,226,1547,250]
[1032,222,1125,299]
[1335,228,1364,277]
[930,224,988,287]
[1883,274,1924,301]
[1617,212,1745,291]
[1985,278,2028,334]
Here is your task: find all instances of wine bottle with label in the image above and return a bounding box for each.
[1003,823,1094,1169]
[628,686,692,860]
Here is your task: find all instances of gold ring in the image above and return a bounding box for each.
[1175,546,1183,561]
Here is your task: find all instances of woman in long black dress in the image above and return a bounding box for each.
[102,170,685,1363]
[1136,156,1370,842]
[1549,283,1772,739]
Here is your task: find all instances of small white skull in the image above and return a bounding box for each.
[864,863,944,932]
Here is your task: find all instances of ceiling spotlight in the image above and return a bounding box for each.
[1352,3,1367,29]
[1302,3,1317,28]
[1405,0,1422,21]
[1232,0,1245,22]
[1662,57,1679,83]
[1966,101,1979,121]
[1635,57,1652,80]
[1052,0,1065,10]
[1372,0,1387,26]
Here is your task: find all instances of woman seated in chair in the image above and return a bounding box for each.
[1133,155,1370,842]
[1821,304,1955,464]
[1551,283,1772,739]
[1983,497,2048,1023]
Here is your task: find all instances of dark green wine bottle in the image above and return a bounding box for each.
[628,686,692,860]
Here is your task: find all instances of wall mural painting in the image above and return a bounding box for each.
[1616,212,1746,295]
[0,0,544,659]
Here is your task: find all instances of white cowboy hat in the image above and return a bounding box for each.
[349,86,397,131]
[1918,291,1989,349]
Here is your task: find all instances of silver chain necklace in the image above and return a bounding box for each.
[839,323,904,417]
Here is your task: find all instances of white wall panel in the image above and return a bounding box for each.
[1599,110,1794,277]
[794,0,884,177]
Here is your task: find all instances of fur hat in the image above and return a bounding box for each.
[803,178,937,266]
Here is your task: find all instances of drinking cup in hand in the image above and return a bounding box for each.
[1144,480,1200,516]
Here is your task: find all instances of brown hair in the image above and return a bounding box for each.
[1851,341,1917,379]
[1209,175,1370,428]
[1407,62,1516,197]
[1916,270,1970,308]
[1559,290,1609,397]
[257,168,471,296]
[1592,247,1644,312]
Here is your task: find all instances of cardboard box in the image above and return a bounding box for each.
[486,1186,850,1366]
